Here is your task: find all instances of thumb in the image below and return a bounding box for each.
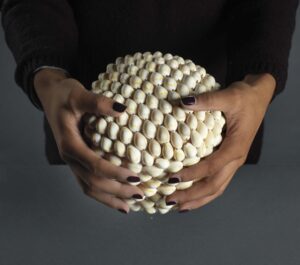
[180,88,232,112]
[70,84,127,117]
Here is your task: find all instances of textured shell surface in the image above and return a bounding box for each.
[83,51,226,214]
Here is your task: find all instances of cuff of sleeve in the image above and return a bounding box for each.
[14,52,76,111]
[226,60,288,103]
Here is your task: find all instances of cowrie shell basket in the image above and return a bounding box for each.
[83,51,226,214]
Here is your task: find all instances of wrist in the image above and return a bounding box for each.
[34,68,68,89]
[33,68,69,104]
[243,73,276,105]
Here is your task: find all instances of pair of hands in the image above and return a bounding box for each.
[34,69,276,214]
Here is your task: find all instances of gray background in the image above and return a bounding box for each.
[0,7,300,265]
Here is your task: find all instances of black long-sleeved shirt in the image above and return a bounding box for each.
[1,0,299,164]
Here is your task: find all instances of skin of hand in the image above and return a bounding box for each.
[165,73,276,213]
[33,69,145,214]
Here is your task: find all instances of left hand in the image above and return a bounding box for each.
[165,73,276,212]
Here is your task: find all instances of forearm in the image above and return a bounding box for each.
[226,0,299,101]
[1,0,78,111]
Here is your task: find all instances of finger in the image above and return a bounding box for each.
[69,156,131,213]
[178,168,234,211]
[166,159,238,205]
[168,128,245,183]
[66,156,91,186]
[93,157,142,184]
[180,86,239,112]
[74,172,90,194]
[59,122,139,184]
[88,189,130,213]
[178,174,233,211]
[89,177,145,200]
[66,152,144,199]
[70,85,127,117]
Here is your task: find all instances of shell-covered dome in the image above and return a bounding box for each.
[83,51,226,214]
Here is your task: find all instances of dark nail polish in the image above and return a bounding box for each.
[127,176,141,183]
[168,177,180,184]
[178,209,190,213]
[113,102,127,112]
[166,201,177,206]
[181,96,195,105]
[132,194,143,199]
[118,209,128,214]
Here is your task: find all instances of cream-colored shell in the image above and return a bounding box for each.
[162,142,174,160]
[107,122,119,140]
[116,112,129,126]
[134,132,148,151]
[143,120,157,139]
[119,127,133,144]
[137,104,150,120]
[151,109,164,125]
[127,145,141,164]
[114,140,126,157]
[133,90,146,104]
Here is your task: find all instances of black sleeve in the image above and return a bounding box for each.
[1,0,78,111]
[225,0,299,102]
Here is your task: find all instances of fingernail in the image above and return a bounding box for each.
[118,209,128,214]
[166,200,177,206]
[178,209,190,213]
[132,194,143,199]
[127,176,141,183]
[181,96,195,105]
[168,177,180,184]
[113,102,127,112]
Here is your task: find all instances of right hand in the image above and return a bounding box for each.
[33,68,144,213]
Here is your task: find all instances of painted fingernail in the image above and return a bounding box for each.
[178,209,190,213]
[168,177,180,184]
[132,194,143,199]
[181,96,195,105]
[127,176,141,183]
[118,209,128,214]
[166,201,177,206]
[113,102,127,112]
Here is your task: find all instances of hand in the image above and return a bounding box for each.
[34,69,145,214]
[165,73,276,212]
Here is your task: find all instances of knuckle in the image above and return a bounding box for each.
[59,138,70,151]
[100,196,118,209]
[207,180,219,195]
[83,187,92,197]
[217,189,225,197]
[110,202,120,210]
[89,161,97,176]
[230,88,243,108]
[232,87,243,101]
[205,160,217,177]
[58,140,72,161]
[234,153,247,167]
[117,184,127,196]
[95,95,109,110]
[66,88,79,110]
[236,156,247,168]
[89,176,102,189]
[89,158,102,176]
[182,167,195,181]
[200,92,213,106]
[59,152,68,162]
[95,98,104,111]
